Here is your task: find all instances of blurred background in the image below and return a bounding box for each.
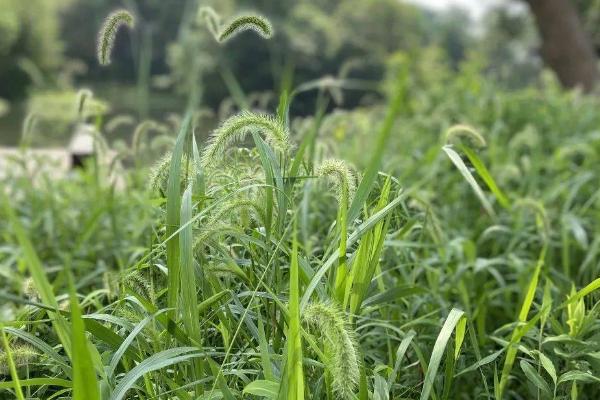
[0,0,599,147]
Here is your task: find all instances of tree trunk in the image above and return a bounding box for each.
[525,0,599,92]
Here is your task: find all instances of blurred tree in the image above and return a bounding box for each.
[575,0,600,55]
[477,5,541,88]
[0,0,71,99]
[523,0,599,92]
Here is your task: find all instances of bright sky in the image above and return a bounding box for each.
[406,0,504,19]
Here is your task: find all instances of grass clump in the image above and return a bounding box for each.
[2,3,600,400]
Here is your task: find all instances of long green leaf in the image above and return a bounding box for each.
[1,194,72,355]
[301,192,404,309]
[110,347,202,400]
[68,271,100,400]
[442,145,495,217]
[286,222,305,399]
[1,325,25,400]
[420,308,466,400]
[347,70,406,223]
[498,245,546,398]
[166,112,192,320]
[244,380,279,398]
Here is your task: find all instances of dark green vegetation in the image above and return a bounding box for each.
[2,3,600,400]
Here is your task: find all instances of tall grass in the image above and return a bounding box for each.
[1,4,600,400]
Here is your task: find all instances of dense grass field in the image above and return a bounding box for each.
[2,7,600,400]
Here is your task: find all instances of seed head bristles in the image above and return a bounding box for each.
[22,277,40,303]
[303,302,360,400]
[0,345,38,375]
[211,199,268,228]
[97,9,135,66]
[105,114,135,133]
[123,270,155,304]
[132,120,158,156]
[76,88,93,119]
[317,159,357,206]
[148,153,197,197]
[197,6,221,39]
[150,135,176,153]
[201,111,290,169]
[193,223,238,252]
[513,197,550,242]
[217,14,273,43]
[445,124,486,148]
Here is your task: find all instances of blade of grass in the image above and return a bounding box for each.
[1,193,72,356]
[0,325,26,400]
[347,69,406,223]
[166,112,192,320]
[286,220,305,399]
[67,270,100,400]
[460,144,510,209]
[301,192,405,309]
[419,308,466,400]
[497,245,547,398]
[180,183,205,394]
[0,378,72,390]
[109,347,203,400]
[442,145,496,218]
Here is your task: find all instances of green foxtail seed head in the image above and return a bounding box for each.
[0,98,9,117]
[217,14,273,43]
[317,159,357,206]
[105,114,135,133]
[201,111,290,169]
[22,277,40,303]
[303,302,360,400]
[211,198,267,229]
[445,124,486,148]
[131,120,159,156]
[150,135,176,153]
[123,270,155,304]
[97,9,135,66]
[0,344,38,375]
[148,153,197,197]
[76,88,93,119]
[197,6,221,38]
[566,284,585,337]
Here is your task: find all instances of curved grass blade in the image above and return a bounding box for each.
[166,112,192,320]
[107,309,169,378]
[244,380,279,398]
[0,378,72,390]
[419,308,466,400]
[459,144,510,209]
[0,325,26,400]
[1,193,72,356]
[301,192,405,309]
[388,330,416,388]
[520,360,551,396]
[497,245,546,397]
[3,327,72,377]
[67,271,100,400]
[347,70,406,223]
[109,347,203,400]
[442,145,496,218]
